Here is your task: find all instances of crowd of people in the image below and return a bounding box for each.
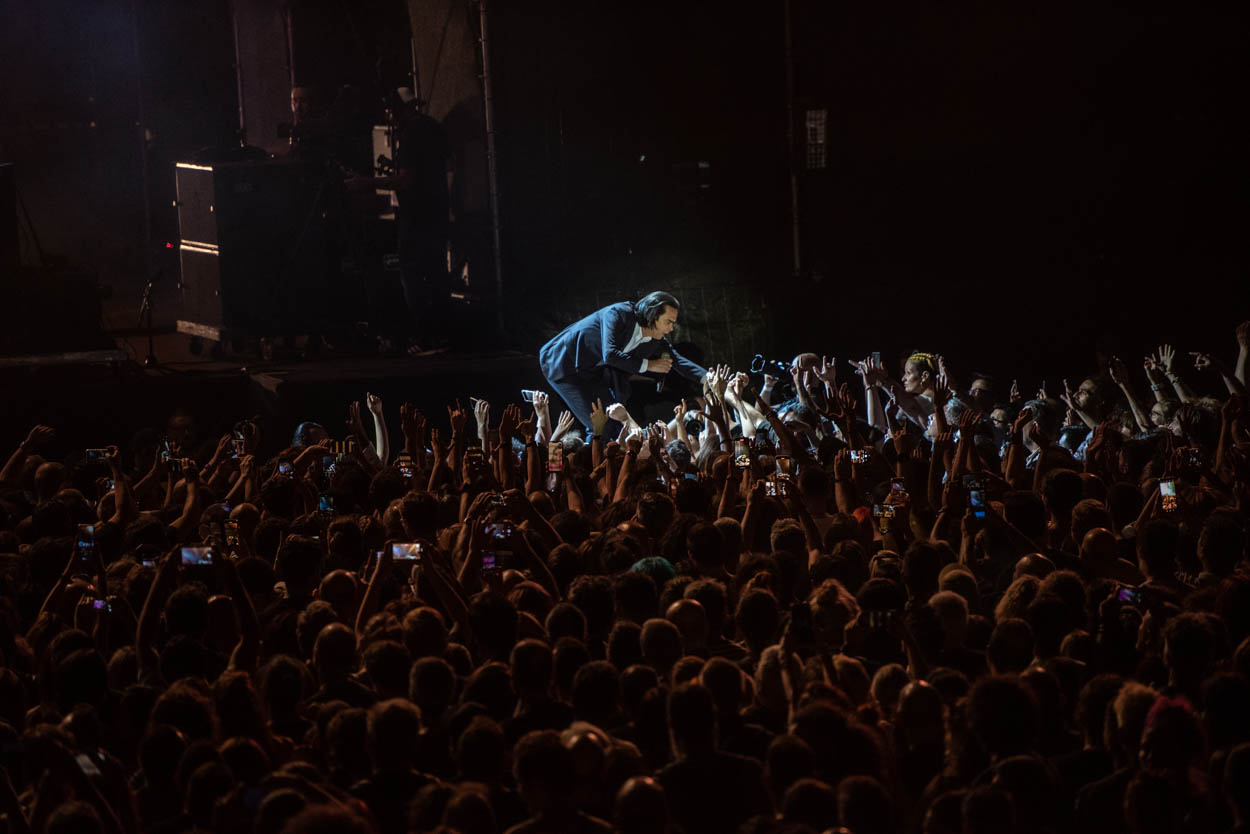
[2,319,1250,834]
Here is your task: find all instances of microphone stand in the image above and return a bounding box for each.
[136,270,162,367]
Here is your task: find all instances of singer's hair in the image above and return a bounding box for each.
[633,292,681,328]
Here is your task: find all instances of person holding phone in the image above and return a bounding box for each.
[538,292,708,437]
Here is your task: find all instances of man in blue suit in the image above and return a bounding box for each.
[539,291,708,435]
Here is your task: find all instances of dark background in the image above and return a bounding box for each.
[2,0,1246,385]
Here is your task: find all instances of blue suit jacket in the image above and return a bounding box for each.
[539,301,707,402]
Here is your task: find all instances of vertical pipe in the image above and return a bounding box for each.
[478,0,505,338]
[230,0,247,145]
[130,0,153,277]
[783,0,801,278]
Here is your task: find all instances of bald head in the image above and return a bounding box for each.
[1081,528,1119,564]
[1014,552,1055,581]
[640,618,684,677]
[665,599,708,652]
[616,775,670,834]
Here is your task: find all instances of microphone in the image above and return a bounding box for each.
[656,351,672,394]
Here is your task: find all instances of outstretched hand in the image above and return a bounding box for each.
[22,425,54,450]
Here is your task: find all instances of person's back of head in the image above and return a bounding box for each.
[1124,768,1185,834]
[665,598,708,653]
[44,800,103,834]
[836,775,892,834]
[713,516,743,568]
[260,475,298,520]
[994,576,1041,623]
[312,623,357,684]
[362,640,410,699]
[667,682,717,756]
[1162,612,1218,689]
[569,574,615,640]
[1041,468,1084,519]
[635,492,676,542]
[1199,512,1245,578]
[510,638,554,701]
[275,804,375,834]
[615,775,670,834]
[607,620,643,671]
[1075,673,1125,748]
[699,656,743,718]
[1024,593,1072,660]
[513,730,575,815]
[967,675,1038,759]
[770,519,806,562]
[455,715,506,782]
[409,656,455,721]
[614,570,659,624]
[766,733,815,802]
[399,490,439,539]
[544,601,587,643]
[1139,700,1205,774]
[961,786,1015,834]
[736,587,780,652]
[640,618,684,678]
[686,521,725,570]
[1107,681,1160,766]
[1003,490,1048,540]
[1224,741,1250,824]
[317,569,358,621]
[1138,518,1180,582]
[571,659,620,726]
[401,606,448,660]
[467,591,518,663]
[782,777,837,830]
[1071,498,1115,543]
[929,590,970,649]
[276,535,323,595]
[461,662,516,724]
[684,578,728,637]
[903,540,943,601]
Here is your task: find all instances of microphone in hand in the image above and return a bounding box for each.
[656,351,673,393]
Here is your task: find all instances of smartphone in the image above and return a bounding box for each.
[547,442,564,472]
[397,455,416,480]
[278,461,294,478]
[871,351,882,366]
[521,389,539,403]
[684,472,698,481]
[969,488,987,519]
[318,493,334,514]
[850,449,870,465]
[225,521,239,551]
[872,504,896,519]
[392,542,422,562]
[481,552,502,580]
[85,448,108,464]
[764,480,777,498]
[734,438,751,469]
[231,438,245,458]
[485,521,516,541]
[962,474,984,490]
[180,546,213,566]
[321,455,336,477]
[775,455,795,477]
[75,524,96,562]
[1117,586,1144,605]
[74,752,101,777]
[1159,479,1178,513]
[890,478,910,506]
[92,599,111,613]
[161,450,183,475]
[1183,448,1203,469]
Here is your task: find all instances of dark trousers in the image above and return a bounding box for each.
[397,211,449,344]
[547,367,623,438]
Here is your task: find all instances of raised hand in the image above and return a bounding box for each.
[1158,344,1177,374]
[1009,379,1022,405]
[625,431,643,455]
[833,448,853,482]
[347,401,369,442]
[22,425,55,450]
[1108,356,1129,386]
[400,403,427,447]
[366,392,384,416]
[1011,407,1033,440]
[472,397,491,432]
[1191,352,1217,372]
[498,403,520,442]
[590,398,610,438]
[1026,421,1050,450]
[517,416,537,442]
[448,400,468,436]
[932,373,952,408]
[1238,321,1250,350]
[430,427,447,461]
[1222,394,1243,423]
[1143,354,1160,374]
[1060,379,1078,412]
[606,402,631,424]
[763,373,778,390]
[708,365,730,399]
[551,410,577,441]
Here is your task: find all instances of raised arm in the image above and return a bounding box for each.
[0,425,54,485]
[1192,351,1247,396]
[367,392,391,465]
[1158,344,1198,403]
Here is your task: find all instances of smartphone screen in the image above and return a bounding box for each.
[392,542,421,561]
[278,461,294,477]
[850,449,869,465]
[318,493,334,513]
[1117,586,1143,605]
[969,489,987,519]
[547,442,564,472]
[775,455,794,477]
[180,546,213,566]
[85,448,107,464]
[485,521,515,541]
[76,524,96,562]
[225,521,239,550]
[1159,479,1178,513]
[734,439,751,468]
